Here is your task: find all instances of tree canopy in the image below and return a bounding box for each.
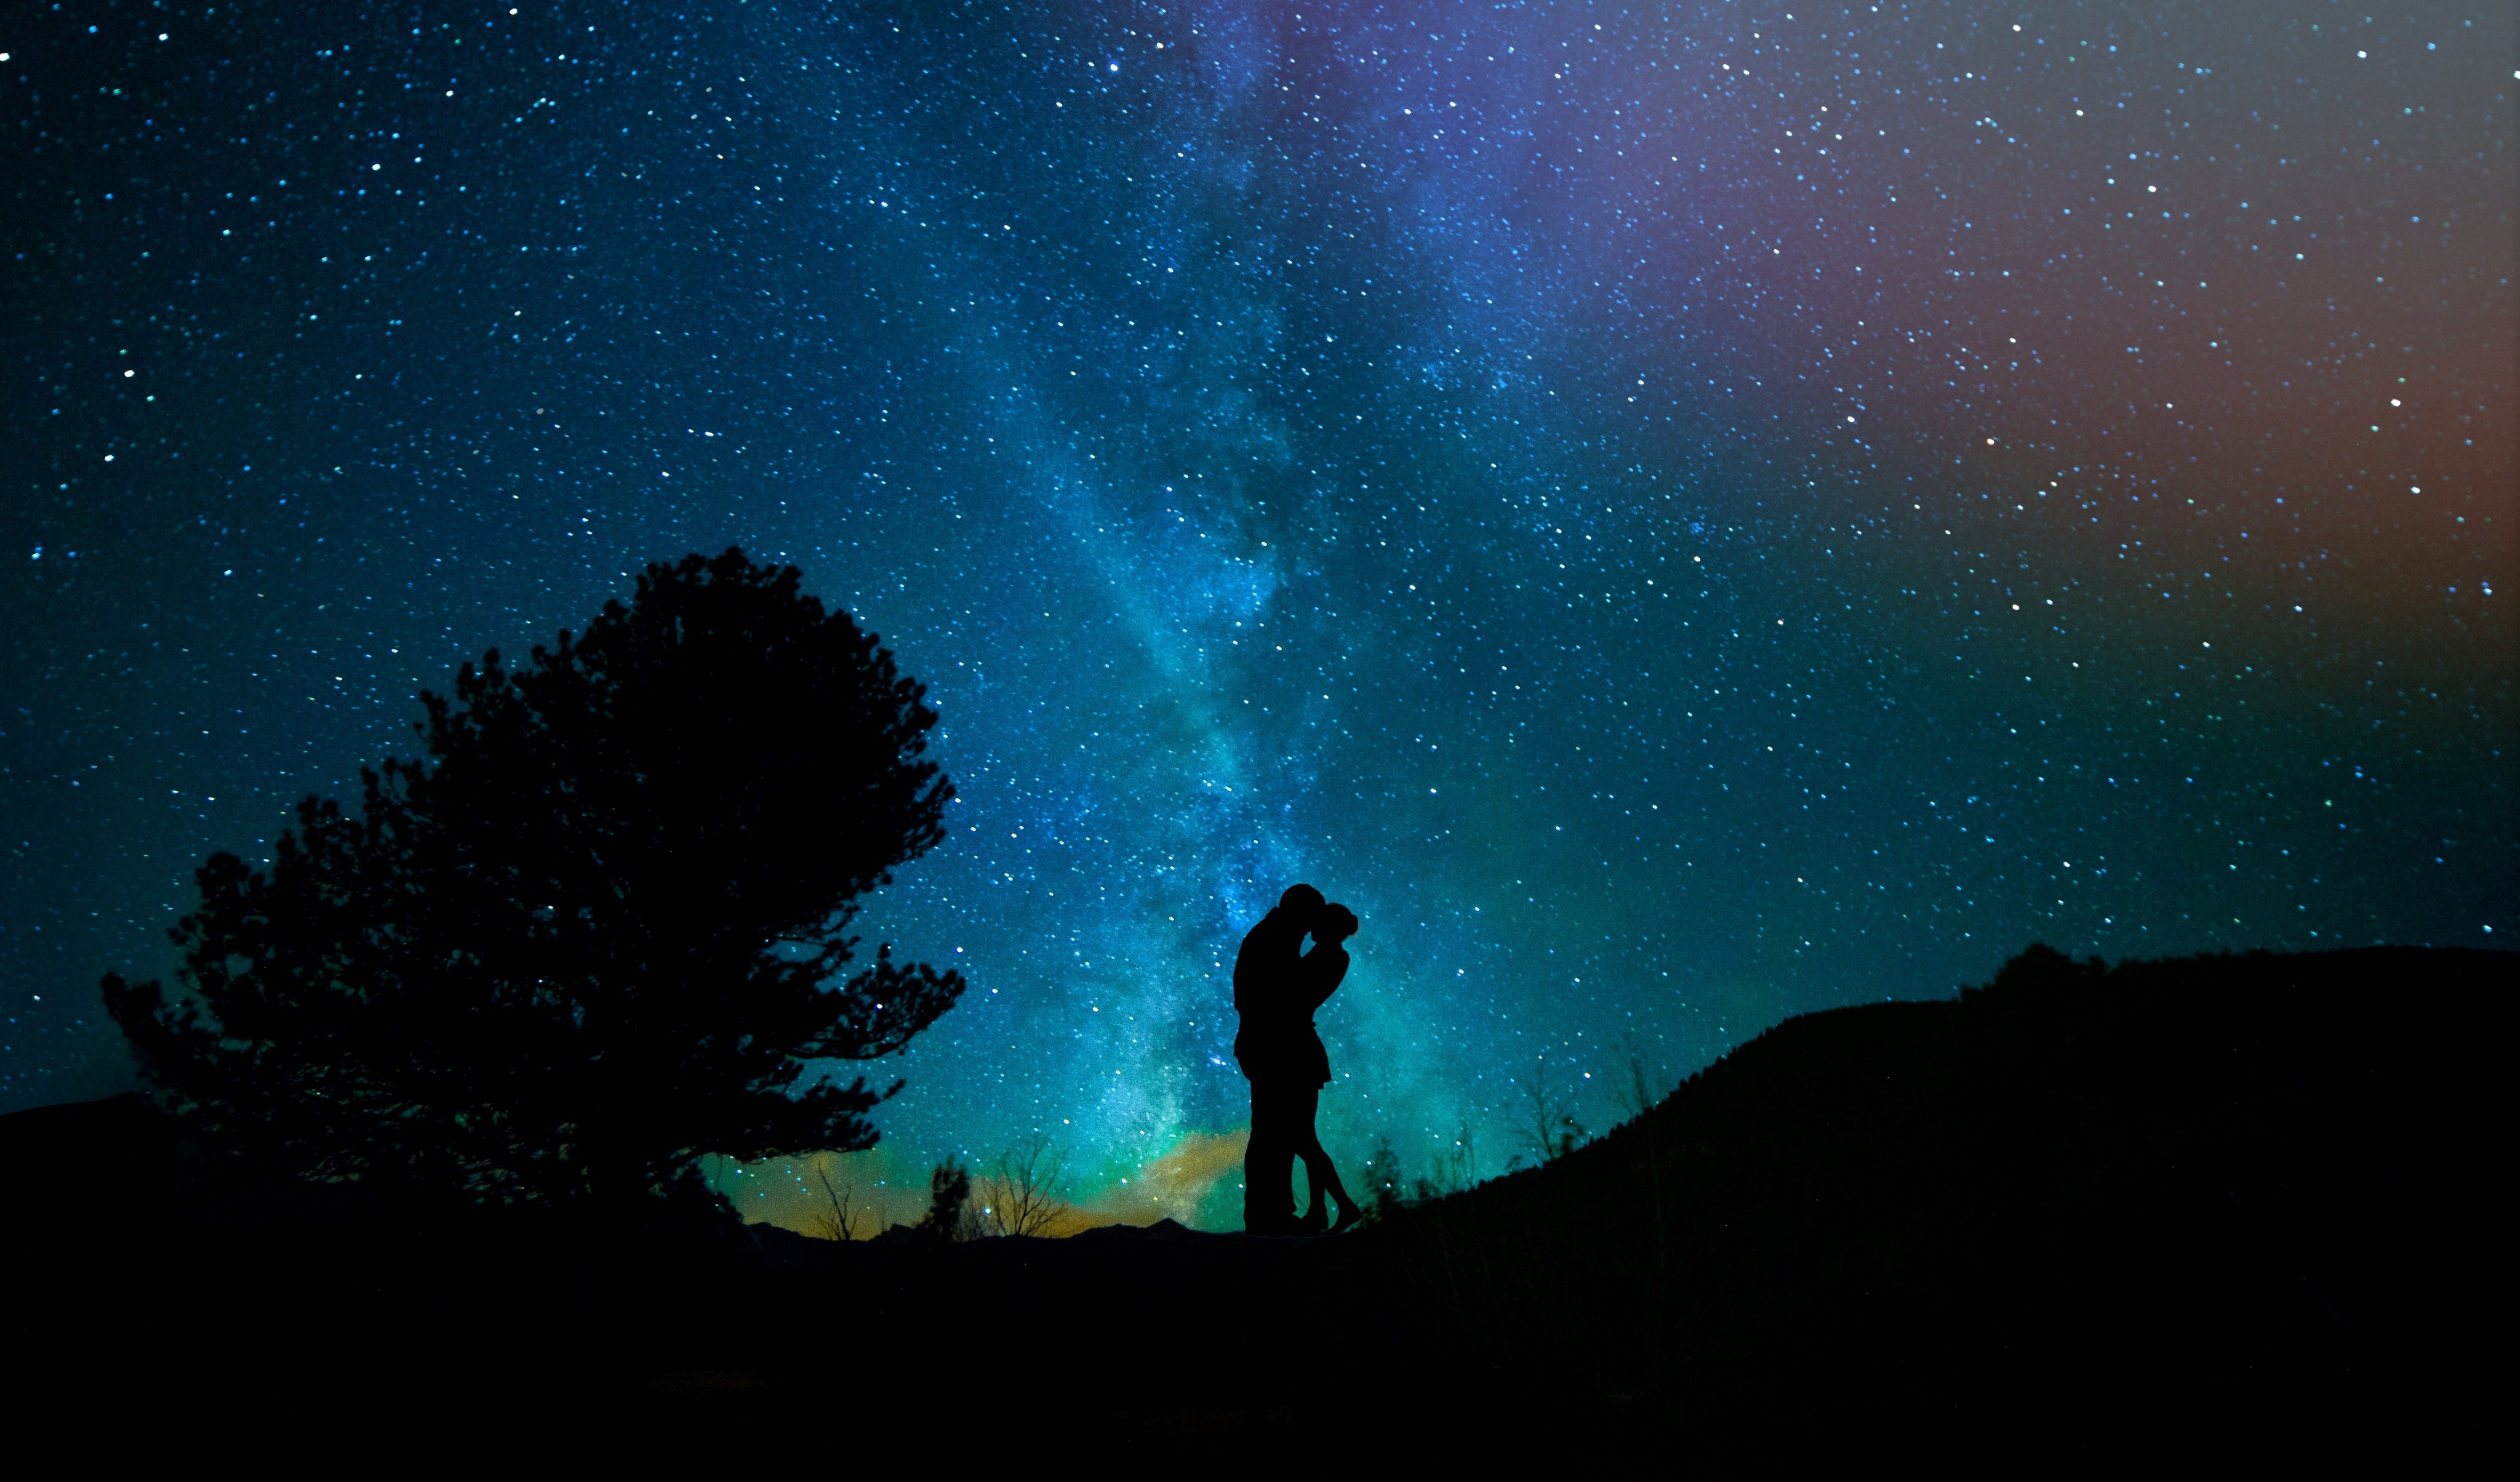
[105,548,964,1210]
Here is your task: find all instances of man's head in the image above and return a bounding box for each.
[1278,883,1326,918]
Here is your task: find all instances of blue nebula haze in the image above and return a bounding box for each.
[5,2,2511,1209]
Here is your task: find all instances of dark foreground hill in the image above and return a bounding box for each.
[1349,944,2505,1448]
[1,946,2502,1455]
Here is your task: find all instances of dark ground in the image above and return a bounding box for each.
[1,946,2502,1459]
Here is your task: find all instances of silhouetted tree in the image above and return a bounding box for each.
[1613,1030,1668,1126]
[806,1153,873,1242]
[102,549,965,1211]
[1518,1054,1587,1167]
[977,1135,1068,1237]
[1413,1123,1480,1202]
[916,1155,979,1242]
[1362,1135,1409,1222]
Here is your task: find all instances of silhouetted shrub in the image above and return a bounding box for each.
[104,549,964,1211]
[978,1135,1068,1237]
[917,1156,979,1242]
[1362,1135,1409,1222]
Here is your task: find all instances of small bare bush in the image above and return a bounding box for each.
[976,1135,1068,1237]
[1520,1054,1587,1166]
[805,1153,871,1242]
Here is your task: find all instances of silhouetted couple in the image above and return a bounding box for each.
[1235,883,1364,1236]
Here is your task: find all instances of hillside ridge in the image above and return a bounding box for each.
[2,945,2501,1450]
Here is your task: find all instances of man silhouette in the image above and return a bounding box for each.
[1235,883,1322,1235]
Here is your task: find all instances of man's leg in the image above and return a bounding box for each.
[1244,1081,1297,1234]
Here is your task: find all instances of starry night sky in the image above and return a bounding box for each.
[6,2,2512,1226]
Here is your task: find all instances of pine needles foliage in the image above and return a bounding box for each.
[104,549,964,1211]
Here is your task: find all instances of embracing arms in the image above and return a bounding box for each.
[1296,944,1350,1016]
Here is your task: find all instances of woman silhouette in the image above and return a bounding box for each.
[1289,903,1364,1234]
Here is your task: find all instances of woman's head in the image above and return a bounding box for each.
[1316,904,1360,944]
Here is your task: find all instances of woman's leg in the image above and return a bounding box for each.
[1291,1086,1359,1227]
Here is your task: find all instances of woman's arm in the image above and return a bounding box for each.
[1296,946,1349,1014]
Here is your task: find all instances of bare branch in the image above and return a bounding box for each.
[806,1152,870,1241]
[1522,1054,1588,1165]
[1613,1030,1667,1125]
[975,1134,1069,1238]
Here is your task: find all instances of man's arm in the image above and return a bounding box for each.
[1232,910,1278,1014]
